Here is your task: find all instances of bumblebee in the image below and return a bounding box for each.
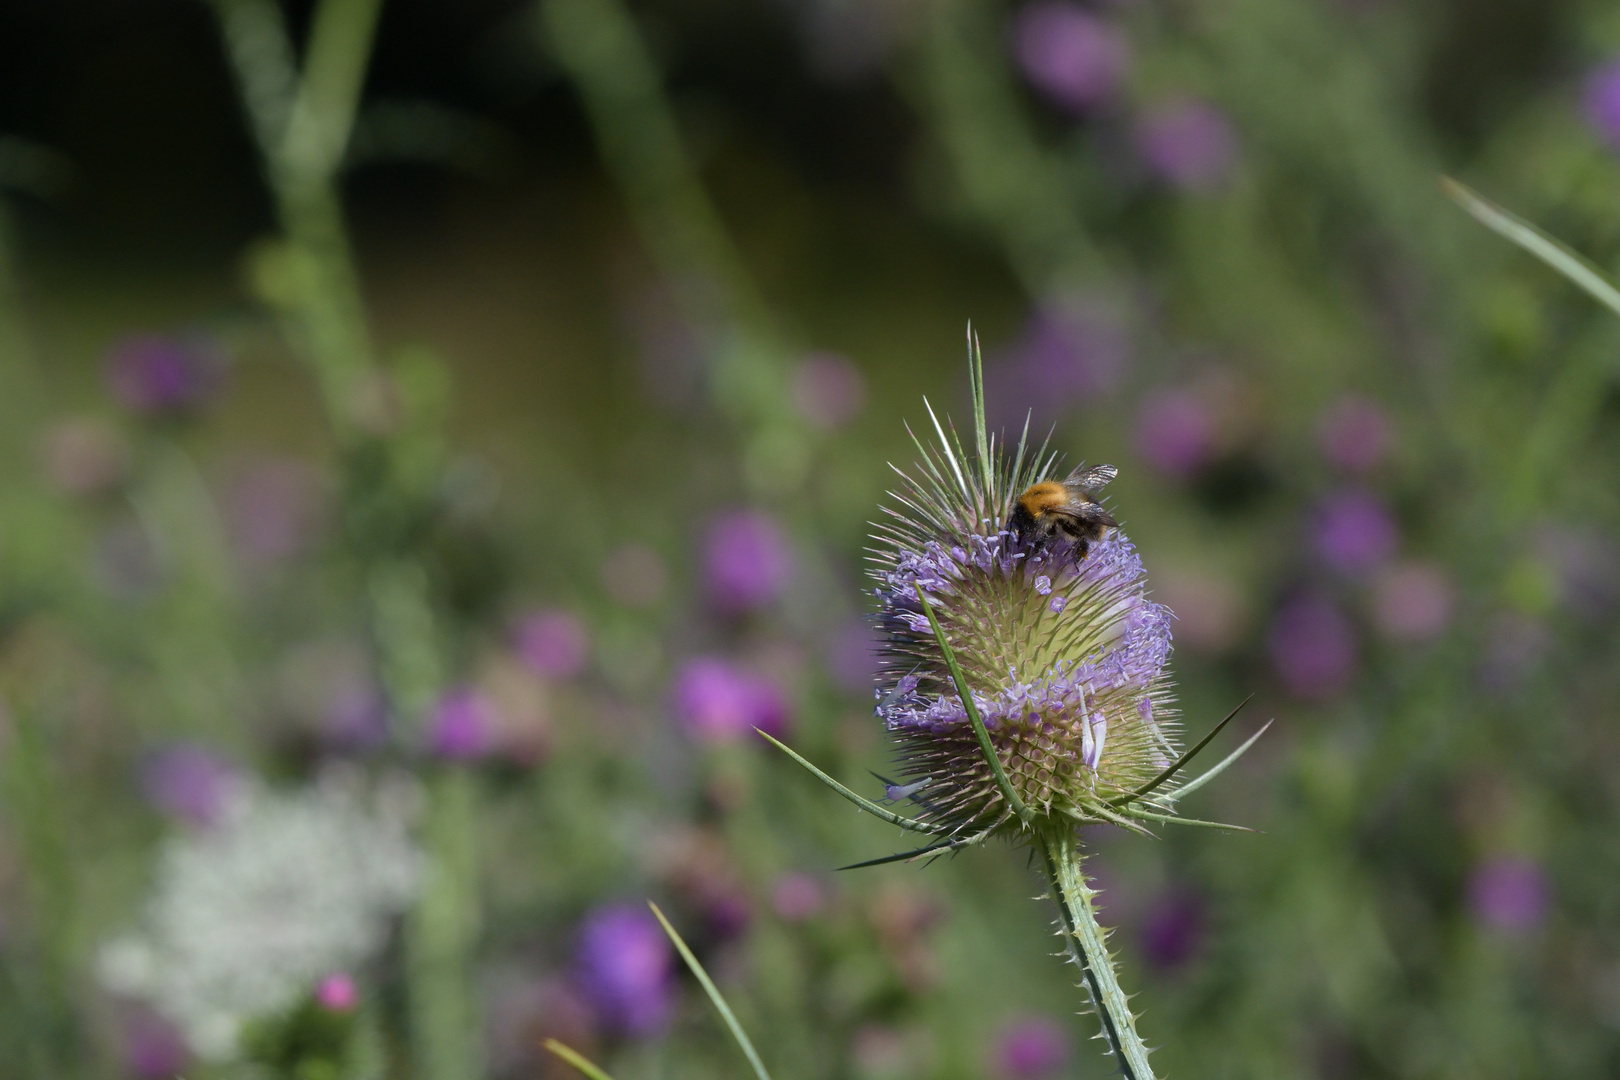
[1008,463,1118,556]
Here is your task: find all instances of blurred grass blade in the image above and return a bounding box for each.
[1441,177,1620,320]
[756,730,945,834]
[1169,719,1274,803]
[543,1039,617,1080]
[648,902,773,1080]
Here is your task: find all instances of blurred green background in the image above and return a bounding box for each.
[4,0,1620,1078]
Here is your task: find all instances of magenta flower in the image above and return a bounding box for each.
[1139,889,1204,970]
[1135,98,1237,191]
[516,610,590,679]
[1136,388,1216,477]
[1468,855,1549,933]
[1318,395,1392,474]
[315,972,358,1012]
[576,904,674,1038]
[426,687,499,760]
[791,352,867,429]
[1314,490,1398,574]
[771,872,826,922]
[1371,562,1453,641]
[223,458,323,570]
[990,300,1130,431]
[1268,593,1356,699]
[105,335,224,415]
[703,510,794,613]
[119,1006,189,1079]
[993,1015,1070,1080]
[1011,3,1130,114]
[673,658,790,741]
[140,744,241,827]
[1583,59,1620,149]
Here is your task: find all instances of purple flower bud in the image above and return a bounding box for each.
[104,335,224,415]
[1583,59,1620,149]
[515,610,589,679]
[1371,562,1453,641]
[223,457,323,571]
[426,687,498,760]
[993,1015,1070,1080]
[673,658,790,742]
[1136,388,1216,477]
[1314,490,1397,574]
[1011,3,1130,114]
[1135,98,1237,191]
[119,1006,189,1079]
[1468,855,1548,933]
[791,352,867,429]
[1318,395,1391,473]
[1139,889,1204,970]
[140,744,241,827]
[771,872,826,922]
[575,904,673,1038]
[703,511,794,613]
[1268,593,1356,699]
[990,300,1130,430]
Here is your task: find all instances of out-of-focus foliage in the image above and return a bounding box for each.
[2,0,1620,1078]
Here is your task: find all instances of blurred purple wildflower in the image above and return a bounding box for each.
[1135,98,1237,191]
[140,744,241,828]
[1314,490,1398,574]
[575,904,673,1038]
[315,971,358,1012]
[1139,889,1204,970]
[1318,395,1392,474]
[988,299,1130,430]
[825,617,880,696]
[993,1015,1070,1080]
[673,658,790,741]
[1011,3,1130,114]
[703,510,794,613]
[1535,525,1620,619]
[427,687,498,760]
[771,872,826,922]
[1136,388,1216,477]
[516,610,590,679]
[1371,562,1453,641]
[1268,593,1356,699]
[1468,855,1549,933]
[105,335,224,416]
[119,1005,189,1079]
[792,352,867,429]
[223,458,323,571]
[1582,59,1620,149]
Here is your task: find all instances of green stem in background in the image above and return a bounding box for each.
[649,902,774,1080]
[539,0,812,492]
[406,769,484,1080]
[1037,828,1156,1080]
[545,1039,619,1080]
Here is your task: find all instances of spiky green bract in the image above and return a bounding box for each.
[869,407,1178,839]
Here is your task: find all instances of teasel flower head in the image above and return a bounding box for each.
[868,363,1177,839]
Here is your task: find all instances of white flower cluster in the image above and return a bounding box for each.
[98,773,421,1059]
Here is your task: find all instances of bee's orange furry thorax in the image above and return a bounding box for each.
[1017,482,1068,518]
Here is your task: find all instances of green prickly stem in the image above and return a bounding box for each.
[1037,827,1157,1080]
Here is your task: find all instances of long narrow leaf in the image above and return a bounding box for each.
[543,1040,618,1080]
[836,831,990,871]
[1441,177,1620,320]
[1168,719,1274,803]
[648,902,773,1080]
[1109,695,1253,806]
[757,730,944,834]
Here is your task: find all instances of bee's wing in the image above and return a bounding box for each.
[1046,501,1117,529]
[1065,463,1118,494]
